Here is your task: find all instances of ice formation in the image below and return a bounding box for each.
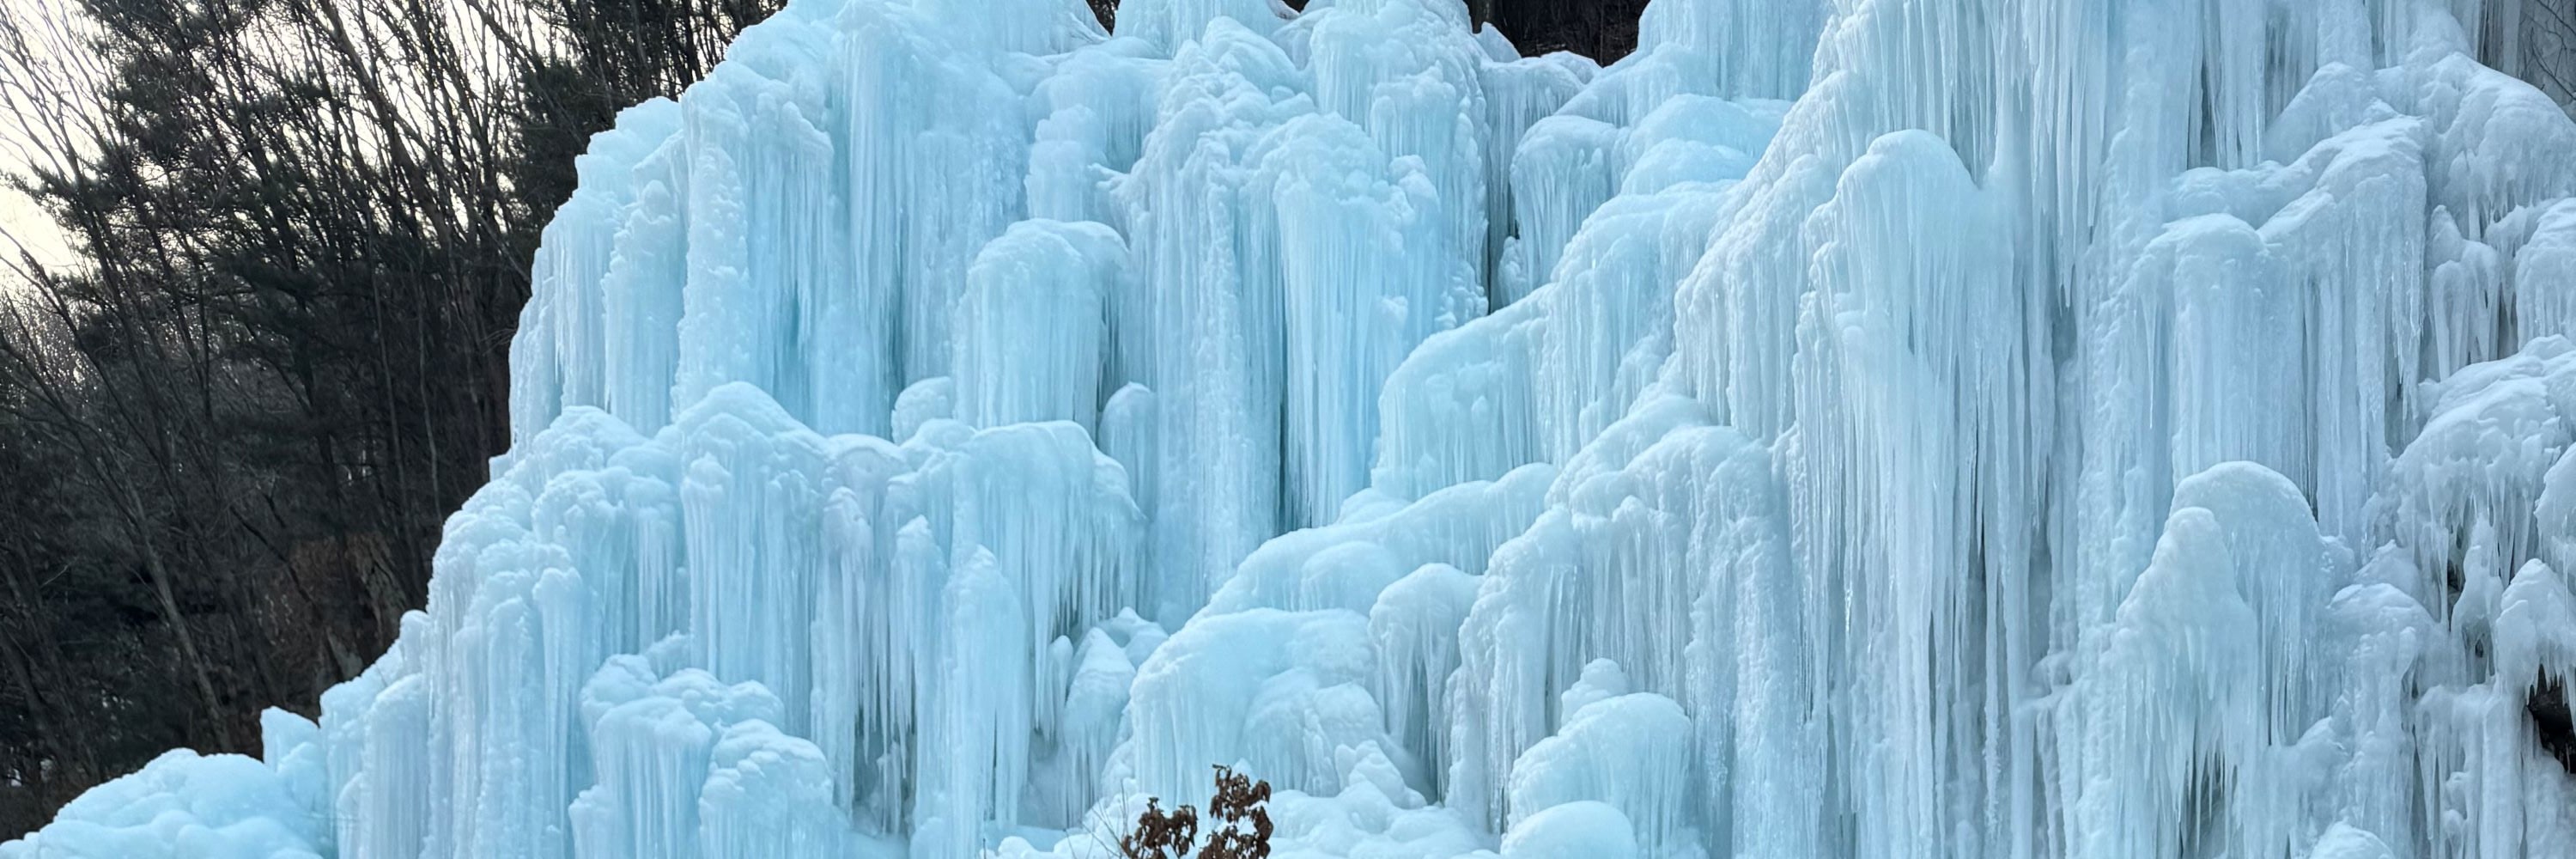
[11,0,2576,856]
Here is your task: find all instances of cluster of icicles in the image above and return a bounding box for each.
[9,0,2576,857]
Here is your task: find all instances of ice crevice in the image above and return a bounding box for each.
[11,0,2576,856]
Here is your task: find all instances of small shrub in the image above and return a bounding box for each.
[1120,766,1273,859]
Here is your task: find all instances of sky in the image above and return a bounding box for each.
[2,185,70,272]
[0,0,80,276]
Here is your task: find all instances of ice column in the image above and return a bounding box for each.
[953,221,1127,433]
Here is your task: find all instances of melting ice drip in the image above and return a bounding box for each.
[10,0,2576,857]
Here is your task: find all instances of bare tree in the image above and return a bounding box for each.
[0,0,772,830]
[2485,0,2576,113]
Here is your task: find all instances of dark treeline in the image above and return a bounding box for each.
[2482,0,2576,108]
[1473,0,1649,60]
[0,0,780,832]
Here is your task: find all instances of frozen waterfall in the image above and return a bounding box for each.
[10,0,2576,856]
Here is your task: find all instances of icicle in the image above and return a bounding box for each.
[953,221,1127,433]
[912,548,1033,859]
[1370,564,1478,799]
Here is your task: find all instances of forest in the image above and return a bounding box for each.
[0,0,787,832]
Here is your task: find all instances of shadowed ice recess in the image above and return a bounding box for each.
[10,0,2576,856]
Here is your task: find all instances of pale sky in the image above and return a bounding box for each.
[0,0,81,277]
[2,183,70,272]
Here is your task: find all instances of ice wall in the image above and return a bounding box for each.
[12,0,2576,856]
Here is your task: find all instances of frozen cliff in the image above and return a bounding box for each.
[10,0,2576,856]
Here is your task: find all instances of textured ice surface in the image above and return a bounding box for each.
[13,0,2576,856]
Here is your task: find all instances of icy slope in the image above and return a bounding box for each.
[10,0,2576,856]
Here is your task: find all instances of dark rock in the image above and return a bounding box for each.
[2532,668,2576,774]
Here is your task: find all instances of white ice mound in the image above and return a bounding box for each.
[0,746,326,859]
[15,0,2576,856]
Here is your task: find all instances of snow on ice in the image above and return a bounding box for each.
[11,0,2576,856]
